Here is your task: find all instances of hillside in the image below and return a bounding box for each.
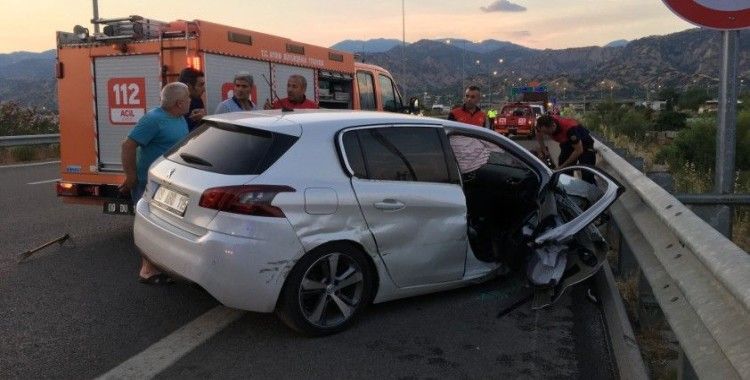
[365,29,750,101]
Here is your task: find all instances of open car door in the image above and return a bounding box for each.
[526,166,624,309]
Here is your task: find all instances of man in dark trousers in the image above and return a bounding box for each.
[535,114,596,183]
[178,67,206,132]
[448,85,487,128]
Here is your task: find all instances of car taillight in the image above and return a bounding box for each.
[198,185,295,217]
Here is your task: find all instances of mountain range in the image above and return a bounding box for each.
[362,28,749,103]
[1,29,748,111]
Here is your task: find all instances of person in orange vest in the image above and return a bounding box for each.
[448,85,487,128]
[535,114,596,183]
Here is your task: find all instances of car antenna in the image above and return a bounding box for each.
[261,74,294,112]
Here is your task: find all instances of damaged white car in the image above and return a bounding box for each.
[134,110,622,335]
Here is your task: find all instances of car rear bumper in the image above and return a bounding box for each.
[494,126,532,135]
[134,200,305,313]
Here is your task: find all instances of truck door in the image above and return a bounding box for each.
[204,54,271,113]
[94,55,161,171]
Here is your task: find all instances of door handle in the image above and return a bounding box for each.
[374,199,405,211]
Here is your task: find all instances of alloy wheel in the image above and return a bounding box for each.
[298,252,364,328]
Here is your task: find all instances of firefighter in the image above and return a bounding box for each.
[264,75,318,110]
[535,114,596,183]
[486,107,498,129]
[448,85,487,128]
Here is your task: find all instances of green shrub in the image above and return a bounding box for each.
[655,117,716,171]
[654,111,687,131]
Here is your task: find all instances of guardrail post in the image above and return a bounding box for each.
[679,348,700,380]
[689,205,732,239]
[647,171,674,193]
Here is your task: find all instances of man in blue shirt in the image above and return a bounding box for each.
[121,82,190,284]
[214,72,256,113]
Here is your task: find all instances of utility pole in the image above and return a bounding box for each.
[402,0,406,84]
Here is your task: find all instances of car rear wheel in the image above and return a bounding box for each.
[277,243,374,336]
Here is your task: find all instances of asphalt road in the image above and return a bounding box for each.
[0,151,611,379]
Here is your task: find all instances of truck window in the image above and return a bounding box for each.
[356,71,376,111]
[379,74,399,112]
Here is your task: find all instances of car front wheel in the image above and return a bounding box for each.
[276,243,374,336]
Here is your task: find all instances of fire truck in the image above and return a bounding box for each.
[54,15,409,205]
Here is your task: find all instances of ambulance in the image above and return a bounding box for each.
[54,15,411,208]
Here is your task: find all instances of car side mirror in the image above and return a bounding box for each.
[407,97,420,115]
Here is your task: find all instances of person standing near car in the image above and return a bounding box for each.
[535,114,596,183]
[178,67,206,132]
[448,85,487,128]
[121,82,190,285]
[264,74,318,110]
[215,72,256,114]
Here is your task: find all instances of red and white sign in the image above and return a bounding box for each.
[662,0,750,30]
[108,77,146,124]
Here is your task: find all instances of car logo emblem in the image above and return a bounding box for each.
[168,168,176,178]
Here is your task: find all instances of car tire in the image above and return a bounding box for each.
[276,242,375,336]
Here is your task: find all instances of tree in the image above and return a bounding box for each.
[677,87,711,112]
[654,111,688,131]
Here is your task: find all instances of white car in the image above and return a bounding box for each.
[134,110,621,335]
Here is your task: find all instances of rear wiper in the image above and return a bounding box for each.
[179,153,213,167]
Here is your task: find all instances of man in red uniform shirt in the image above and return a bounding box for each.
[264,75,318,110]
[448,85,487,128]
[535,114,596,183]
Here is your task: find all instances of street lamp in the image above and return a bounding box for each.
[490,70,498,104]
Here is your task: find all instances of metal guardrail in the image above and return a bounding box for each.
[595,140,750,379]
[0,134,60,147]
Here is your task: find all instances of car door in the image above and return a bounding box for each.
[339,125,467,287]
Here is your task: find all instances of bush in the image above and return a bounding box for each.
[0,101,59,136]
[653,111,687,131]
[655,117,716,171]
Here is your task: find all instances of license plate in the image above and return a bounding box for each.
[103,198,134,215]
[152,186,189,216]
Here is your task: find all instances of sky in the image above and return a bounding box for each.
[0,0,698,54]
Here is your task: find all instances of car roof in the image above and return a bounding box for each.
[202,109,448,136]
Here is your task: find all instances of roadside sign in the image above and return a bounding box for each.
[107,77,146,124]
[662,0,750,30]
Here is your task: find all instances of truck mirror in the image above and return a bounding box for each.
[408,97,420,114]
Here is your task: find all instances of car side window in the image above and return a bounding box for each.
[348,127,452,183]
[448,135,527,173]
[356,71,377,111]
[341,131,367,177]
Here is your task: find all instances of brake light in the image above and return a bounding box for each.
[56,182,105,197]
[199,185,295,217]
[57,182,77,196]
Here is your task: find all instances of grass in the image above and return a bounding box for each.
[595,127,750,252]
[0,144,59,165]
[616,271,679,379]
